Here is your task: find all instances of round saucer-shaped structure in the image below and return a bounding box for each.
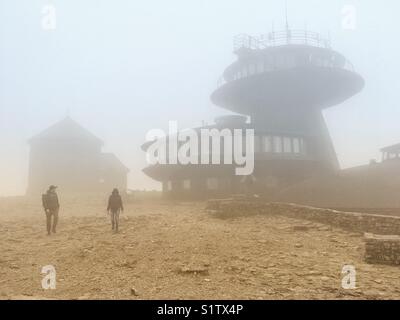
[211,33,364,115]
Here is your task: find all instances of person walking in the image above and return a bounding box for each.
[42,185,60,235]
[107,188,124,232]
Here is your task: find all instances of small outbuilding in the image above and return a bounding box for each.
[27,117,129,194]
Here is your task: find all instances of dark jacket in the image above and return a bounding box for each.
[42,191,60,210]
[107,194,123,212]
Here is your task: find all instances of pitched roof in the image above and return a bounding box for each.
[100,153,130,173]
[29,117,104,146]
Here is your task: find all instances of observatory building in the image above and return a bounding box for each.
[142,29,364,199]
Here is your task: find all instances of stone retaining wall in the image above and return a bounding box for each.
[207,199,400,266]
[364,233,400,265]
[206,199,400,235]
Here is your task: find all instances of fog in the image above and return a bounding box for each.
[1,0,400,196]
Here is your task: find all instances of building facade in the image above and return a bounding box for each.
[27,117,129,195]
[142,29,365,199]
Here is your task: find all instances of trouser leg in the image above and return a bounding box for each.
[52,209,59,233]
[115,211,119,232]
[46,212,52,235]
[111,213,115,230]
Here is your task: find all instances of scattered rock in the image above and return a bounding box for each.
[130,287,139,296]
[177,266,209,276]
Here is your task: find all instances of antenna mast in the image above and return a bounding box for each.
[285,0,289,31]
[285,0,291,44]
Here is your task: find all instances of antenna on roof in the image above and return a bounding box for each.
[285,0,289,31]
[284,0,291,44]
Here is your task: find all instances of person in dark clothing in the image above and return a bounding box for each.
[42,185,60,235]
[107,188,124,232]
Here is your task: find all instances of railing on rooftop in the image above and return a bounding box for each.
[234,29,331,52]
[214,30,355,88]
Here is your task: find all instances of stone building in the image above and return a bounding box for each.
[27,117,129,194]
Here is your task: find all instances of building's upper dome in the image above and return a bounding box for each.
[211,29,365,114]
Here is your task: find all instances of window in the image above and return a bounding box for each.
[300,138,306,154]
[273,136,282,153]
[254,136,261,153]
[293,138,301,154]
[183,180,191,190]
[206,178,218,190]
[263,136,272,153]
[283,137,292,153]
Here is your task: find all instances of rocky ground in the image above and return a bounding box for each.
[0,196,399,300]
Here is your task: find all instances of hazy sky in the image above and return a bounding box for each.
[1,0,399,196]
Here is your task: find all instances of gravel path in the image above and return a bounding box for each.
[0,199,399,300]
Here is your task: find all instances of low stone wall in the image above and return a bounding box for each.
[207,199,400,266]
[206,199,400,235]
[364,233,400,265]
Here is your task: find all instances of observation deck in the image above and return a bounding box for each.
[211,29,364,115]
[233,30,332,52]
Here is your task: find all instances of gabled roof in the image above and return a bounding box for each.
[29,117,104,146]
[100,153,130,173]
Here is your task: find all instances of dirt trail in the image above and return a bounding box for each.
[0,199,399,300]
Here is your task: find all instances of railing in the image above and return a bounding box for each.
[216,30,355,88]
[234,29,331,52]
[234,34,262,51]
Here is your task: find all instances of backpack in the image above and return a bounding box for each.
[42,192,59,210]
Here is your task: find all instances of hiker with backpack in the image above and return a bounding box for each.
[42,185,60,235]
[107,188,124,232]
